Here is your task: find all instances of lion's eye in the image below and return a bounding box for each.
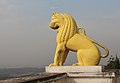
[56,26,59,28]
[52,17,56,20]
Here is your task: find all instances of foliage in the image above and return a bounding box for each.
[106,54,120,69]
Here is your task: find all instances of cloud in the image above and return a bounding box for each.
[0,0,19,23]
[0,0,8,7]
[51,6,59,9]
[0,0,11,11]
[99,15,119,20]
[0,0,16,13]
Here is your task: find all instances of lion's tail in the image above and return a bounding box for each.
[93,40,109,58]
[78,27,109,58]
[83,35,109,58]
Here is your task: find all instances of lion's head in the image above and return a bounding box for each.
[49,13,79,43]
[49,13,63,30]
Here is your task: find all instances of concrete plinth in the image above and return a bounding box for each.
[53,72,118,83]
[45,66,104,73]
[46,66,120,83]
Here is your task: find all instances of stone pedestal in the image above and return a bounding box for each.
[45,66,119,83]
[45,66,104,73]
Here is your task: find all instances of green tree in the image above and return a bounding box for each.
[106,54,120,69]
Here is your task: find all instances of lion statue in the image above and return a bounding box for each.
[49,12,109,66]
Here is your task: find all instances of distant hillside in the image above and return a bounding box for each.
[0,67,44,80]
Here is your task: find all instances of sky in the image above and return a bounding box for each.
[0,0,120,68]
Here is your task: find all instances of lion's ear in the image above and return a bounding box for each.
[52,12,57,15]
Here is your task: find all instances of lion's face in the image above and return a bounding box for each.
[49,13,63,30]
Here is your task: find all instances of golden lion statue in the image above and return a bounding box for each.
[49,12,109,66]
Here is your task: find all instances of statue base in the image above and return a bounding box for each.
[45,66,104,73]
[45,66,119,83]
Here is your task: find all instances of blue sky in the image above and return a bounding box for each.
[0,0,120,68]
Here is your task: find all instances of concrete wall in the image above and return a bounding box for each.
[46,66,120,83]
[0,67,120,83]
[52,72,120,83]
[116,75,120,83]
[0,73,119,83]
[67,78,114,83]
[51,78,67,83]
[53,77,120,83]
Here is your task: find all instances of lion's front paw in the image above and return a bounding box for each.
[72,63,79,66]
[49,63,58,67]
[72,63,83,66]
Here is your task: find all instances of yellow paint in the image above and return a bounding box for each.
[49,13,109,66]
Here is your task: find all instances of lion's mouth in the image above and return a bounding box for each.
[51,26,59,30]
[49,22,59,29]
[55,26,59,29]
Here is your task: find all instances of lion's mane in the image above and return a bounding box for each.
[54,13,79,43]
